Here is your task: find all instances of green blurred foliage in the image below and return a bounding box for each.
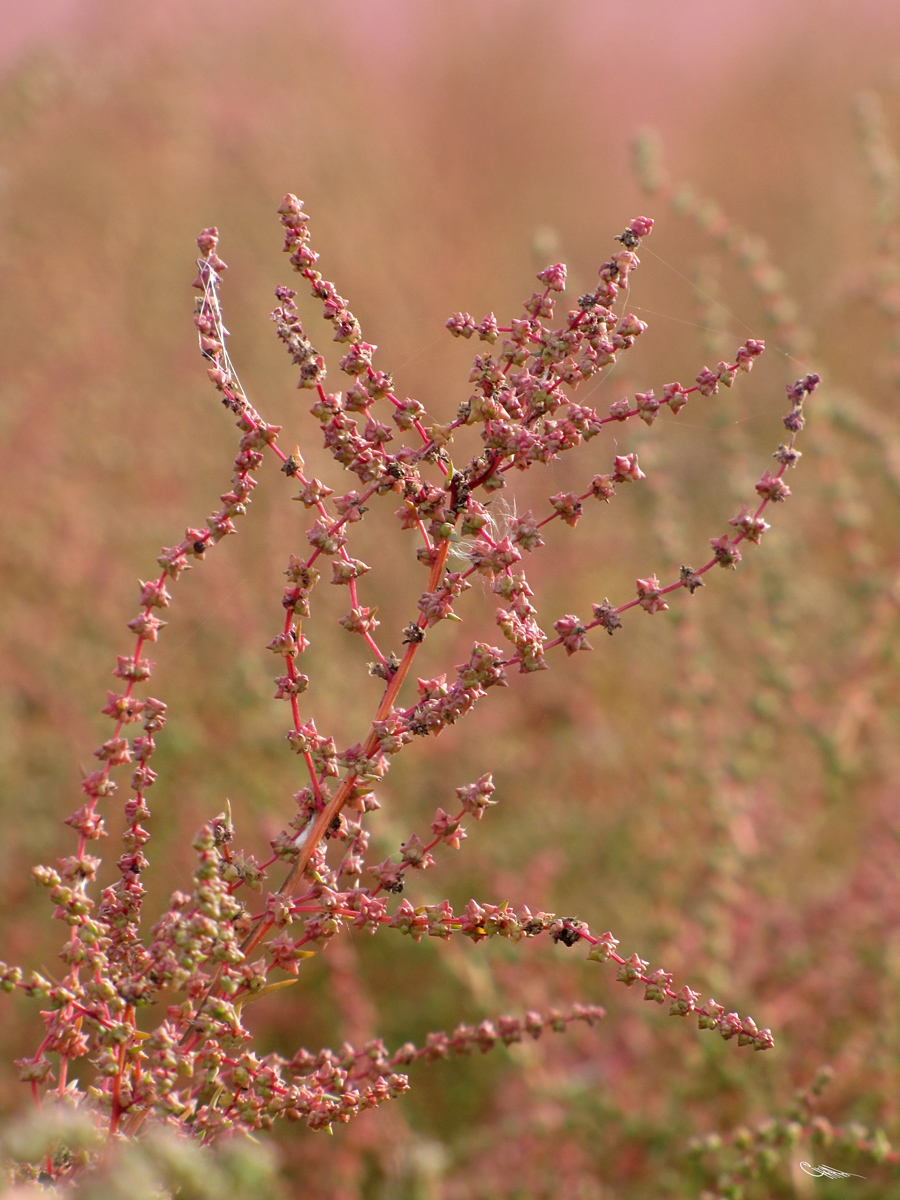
[2,2,900,1196]
[0,1103,282,1199]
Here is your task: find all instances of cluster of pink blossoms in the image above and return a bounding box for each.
[0,195,818,1179]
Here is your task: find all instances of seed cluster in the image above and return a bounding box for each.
[1,198,817,1180]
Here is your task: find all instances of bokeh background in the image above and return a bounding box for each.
[2,1,900,1197]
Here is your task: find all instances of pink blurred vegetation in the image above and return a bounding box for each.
[1,3,900,1198]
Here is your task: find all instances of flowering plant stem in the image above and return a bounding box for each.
[0,197,819,1181]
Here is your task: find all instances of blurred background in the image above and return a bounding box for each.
[1,1,900,1196]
